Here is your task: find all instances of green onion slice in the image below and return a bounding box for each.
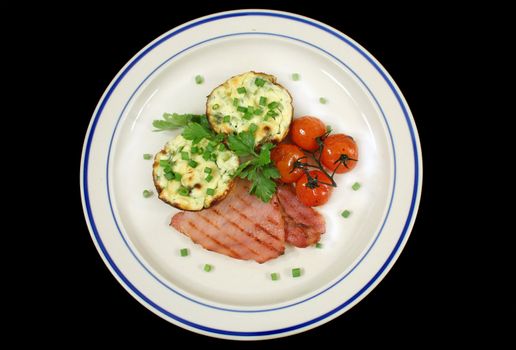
[292,268,302,278]
[195,75,204,84]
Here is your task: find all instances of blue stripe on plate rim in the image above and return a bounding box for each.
[81,10,421,337]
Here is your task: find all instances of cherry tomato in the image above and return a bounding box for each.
[291,116,327,151]
[271,144,305,183]
[295,170,333,206]
[321,134,359,174]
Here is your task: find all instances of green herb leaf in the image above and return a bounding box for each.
[228,130,256,157]
[182,122,214,144]
[253,143,274,167]
[227,129,280,202]
[234,160,252,177]
[152,113,198,131]
[262,164,280,179]
[248,170,277,203]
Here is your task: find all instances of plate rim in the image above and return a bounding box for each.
[80,9,422,339]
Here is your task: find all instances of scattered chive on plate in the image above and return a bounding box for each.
[292,268,302,278]
[195,75,204,84]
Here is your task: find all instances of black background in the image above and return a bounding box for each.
[28,1,506,346]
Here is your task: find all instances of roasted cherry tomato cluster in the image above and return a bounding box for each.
[271,116,359,206]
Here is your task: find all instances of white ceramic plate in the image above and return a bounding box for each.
[81,9,422,340]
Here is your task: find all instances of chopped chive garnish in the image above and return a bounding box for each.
[206,188,215,196]
[178,187,189,196]
[204,264,213,272]
[181,152,189,160]
[202,151,211,161]
[247,106,254,114]
[233,98,239,106]
[271,272,279,281]
[254,107,263,115]
[188,160,198,168]
[210,153,217,161]
[174,172,182,181]
[163,167,173,174]
[143,190,153,198]
[237,87,246,94]
[164,172,175,180]
[237,106,247,113]
[191,146,199,154]
[159,159,169,167]
[195,75,204,84]
[255,78,266,87]
[212,104,220,110]
[243,112,253,120]
[316,243,323,249]
[266,110,278,118]
[341,210,351,218]
[143,153,152,160]
[205,174,213,182]
[292,268,302,278]
[206,144,215,152]
[292,73,300,81]
[267,101,279,109]
[180,248,189,257]
[223,115,230,123]
[204,167,212,174]
[259,96,267,106]
[352,182,361,191]
[319,97,328,104]
[218,143,226,151]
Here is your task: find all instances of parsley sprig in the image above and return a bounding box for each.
[153,114,281,202]
[229,124,280,202]
[152,113,201,131]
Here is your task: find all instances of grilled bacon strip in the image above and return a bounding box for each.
[277,184,326,248]
[171,179,285,263]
